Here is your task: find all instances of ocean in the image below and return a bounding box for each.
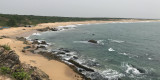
[29,22,160,80]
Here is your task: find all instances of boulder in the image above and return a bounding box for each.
[57,51,66,54]
[36,46,46,50]
[41,41,47,44]
[88,40,97,44]
[32,40,40,44]
[50,28,58,31]
[16,37,26,41]
[59,48,70,52]
[22,49,26,53]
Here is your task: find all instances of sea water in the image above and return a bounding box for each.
[29,22,160,80]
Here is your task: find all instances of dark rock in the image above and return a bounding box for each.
[23,40,30,44]
[131,64,145,73]
[84,61,99,67]
[57,51,65,54]
[73,56,78,59]
[68,59,94,72]
[41,41,47,44]
[32,40,40,44]
[59,48,70,52]
[22,49,26,53]
[50,28,58,31]
[16,37,26,41]
[1,36,9,38]
[88,40,97,44]
[36,46,46,50]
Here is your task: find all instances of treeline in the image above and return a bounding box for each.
[0,14,132,27]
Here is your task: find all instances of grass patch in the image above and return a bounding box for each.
[0,67,31,80]
[1,44,11,50]
[0,38,3,39]
[12,68,30,80]
[0,67,11,75]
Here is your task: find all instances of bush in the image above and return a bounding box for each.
[1,44,11,50]
[0,67,11,74]
[12,69,30,80]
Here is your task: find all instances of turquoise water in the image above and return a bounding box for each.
[29,22,160,80]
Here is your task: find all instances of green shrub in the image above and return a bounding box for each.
[0,67,11,74]
[1,44,11,50]
[12,69,30,80]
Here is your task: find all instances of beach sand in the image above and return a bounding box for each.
[0,20,157,80]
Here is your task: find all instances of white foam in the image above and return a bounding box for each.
[73,41,89,44]
[125,64,142,75]
[108,48,115,52]
[148,58,152,60]
[76,24,83,25]
[119,53,128,56]
[108,39,124,43]
[32,33,41,36]
[99,69,125,79]
[97,40,105,45]
[58,25,77,28]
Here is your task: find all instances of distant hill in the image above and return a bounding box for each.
[0,14,141,27]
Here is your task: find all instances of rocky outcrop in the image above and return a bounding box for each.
[37,27,58,32]
[88,40,97,44]
[50,28,58,31]
[16,37,26,41]
[0,46,49,80]
[32,40,47,45]
[38,51,61,60]
[68,59,94,72]
[1,36,9,38]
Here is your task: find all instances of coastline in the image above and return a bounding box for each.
[0,20,159,80]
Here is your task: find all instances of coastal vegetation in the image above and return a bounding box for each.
[1,44,11,50]
[0,14,135,27]
[0,45,49,80]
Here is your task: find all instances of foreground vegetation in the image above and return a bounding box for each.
[0,14,137,27]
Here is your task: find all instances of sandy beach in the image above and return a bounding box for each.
[0,20,158,80]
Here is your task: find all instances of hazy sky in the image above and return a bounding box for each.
[0,0,160,19]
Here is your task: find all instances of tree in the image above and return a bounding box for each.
[7,19,16,27]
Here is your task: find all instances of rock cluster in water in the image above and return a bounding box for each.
[37,27,59,32]
[88,40,97,44]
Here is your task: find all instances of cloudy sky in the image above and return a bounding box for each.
[0,0,159,19]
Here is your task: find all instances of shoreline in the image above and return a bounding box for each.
[0,20,159,80]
